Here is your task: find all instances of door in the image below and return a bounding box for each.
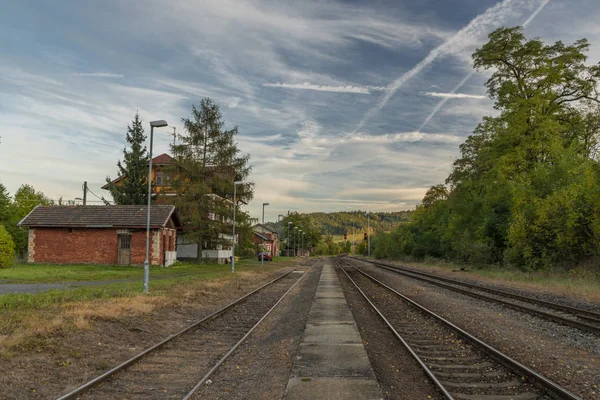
[118,234,131,266]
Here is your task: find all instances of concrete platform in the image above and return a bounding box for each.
[284,261,382,400]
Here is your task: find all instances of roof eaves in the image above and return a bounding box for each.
[17,204,40,227]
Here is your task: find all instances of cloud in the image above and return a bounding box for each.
[353,0,548,133]
[263,82,387,94]
[343,131,464,144]
[416,0,550,133]
[76,72,124,78]
[423,91,486,99]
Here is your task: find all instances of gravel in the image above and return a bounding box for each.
[351,259,600,399]
[190,262,323,399]
[336,265,443,400]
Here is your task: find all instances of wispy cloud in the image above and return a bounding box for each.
[417,0,550,133]
[263,82,387,94]
[353,0,548,133]
[423,91,486,99]
[343,131,464,144]
[76,72,124,78]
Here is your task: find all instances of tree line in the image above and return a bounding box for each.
[372,27,600,272]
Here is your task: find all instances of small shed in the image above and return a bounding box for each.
[18,205,181,266]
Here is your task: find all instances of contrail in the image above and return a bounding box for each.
[523,0,549,26]
[416,0,550,133]
[417,72,475,132]
[352,0,548,134]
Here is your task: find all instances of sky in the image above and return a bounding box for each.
[1,0,600,221]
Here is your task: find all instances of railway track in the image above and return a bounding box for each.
[349,256,600,335]
[334,257,582,400]
[57,261,317,400]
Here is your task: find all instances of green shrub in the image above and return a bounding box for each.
[0,225,16,268]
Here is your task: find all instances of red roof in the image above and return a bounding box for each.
[152,153,174,165]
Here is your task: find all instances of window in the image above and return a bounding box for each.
[119,235,131,250]
[155,171,170,186]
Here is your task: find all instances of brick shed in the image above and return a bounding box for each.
[18,205,181,266]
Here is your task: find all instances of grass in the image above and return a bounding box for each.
[367,255,600,304]
[0,258,294,358]
[331,233,364,243]
[0,258,299,311]
[0,257,297,284]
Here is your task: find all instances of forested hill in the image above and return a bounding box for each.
[267,210,411,235]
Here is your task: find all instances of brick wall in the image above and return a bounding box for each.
[30,228,165,265]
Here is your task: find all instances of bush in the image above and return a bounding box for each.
[242,248,255,258]
[0,225,15,268]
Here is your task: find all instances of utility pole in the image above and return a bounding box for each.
[83,181,87,206]
[171,127,176,147]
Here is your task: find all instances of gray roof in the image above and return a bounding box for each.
[252,223,278,234]
[18,205,179,229]
[253,231,270,241]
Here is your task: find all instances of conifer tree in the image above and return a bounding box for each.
[106,113,149,205]
[170,98,254,262]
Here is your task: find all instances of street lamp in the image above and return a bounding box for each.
[294,226,298,257]
[287,222,292,259]
[298,230,302,257]
[277,215,285,261]
[144,119,168,293]
[366,211,370,257]
[261,202,270,265]
[232,181,243,273]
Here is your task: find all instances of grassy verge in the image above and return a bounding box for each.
[0,262,216,284]
[365,255,600,304]
[0,257,301,284]
[0,259,294,358]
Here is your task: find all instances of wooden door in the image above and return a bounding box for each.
[118,234,131,266]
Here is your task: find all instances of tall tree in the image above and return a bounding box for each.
[170,98,254,262]
[105,113,149,205]
[379,27,600,270]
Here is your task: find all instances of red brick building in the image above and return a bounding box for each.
[251,224,279,256]
[18,205,181,266]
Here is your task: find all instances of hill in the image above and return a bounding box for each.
[266,210,411,236]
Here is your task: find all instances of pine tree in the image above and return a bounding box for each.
[106,113,149,205]
[169,98,254,262]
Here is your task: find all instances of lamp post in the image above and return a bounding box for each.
[302,232,305,257]
[232,181,243,273]
[277,215,284,262]
[261,202,270,265]
[298,230,302,257]
[144,119,168,294]
[366,211,370,257]
[287,222,292,259]
[294,226,298,257]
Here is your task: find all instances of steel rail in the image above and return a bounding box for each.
[333,258,454,399]
[351,257,600,335]
[337,259,582,400]
[56,268,298,400]
[353,256,600,321]
[182,262,317,399]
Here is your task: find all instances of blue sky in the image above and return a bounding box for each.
[1,0,599,220]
